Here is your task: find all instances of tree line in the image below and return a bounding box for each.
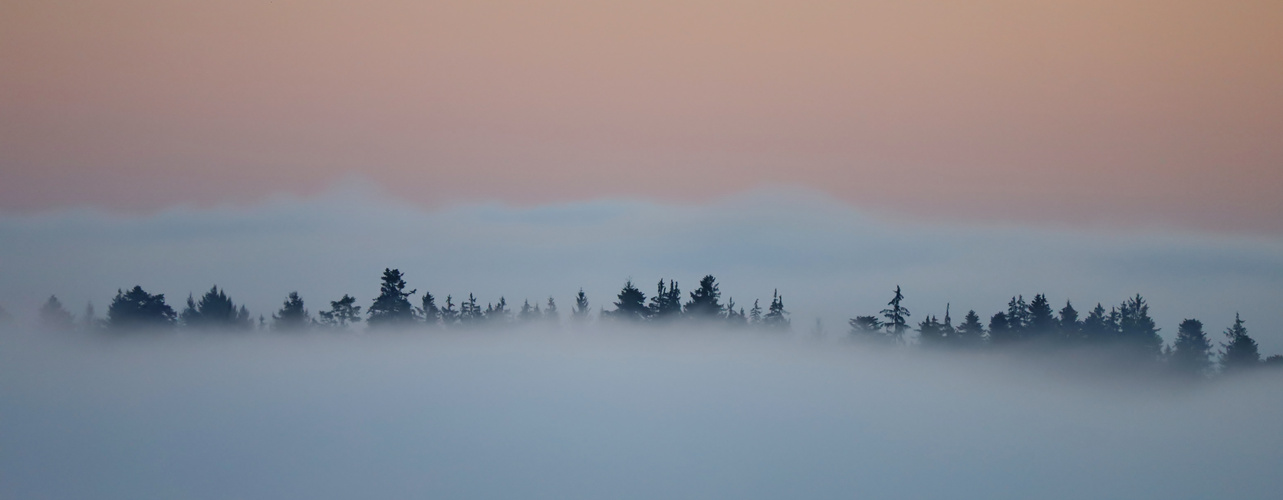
[17,268,1283,377]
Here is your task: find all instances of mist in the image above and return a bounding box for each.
[2,324,1280,499]
[1,180,1281,352]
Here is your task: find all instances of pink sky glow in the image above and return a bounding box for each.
[2,1,1281,233]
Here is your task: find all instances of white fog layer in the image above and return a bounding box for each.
[1,328,1280,499]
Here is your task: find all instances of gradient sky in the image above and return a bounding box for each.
[2,0,1282,232]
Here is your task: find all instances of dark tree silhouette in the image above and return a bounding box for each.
[749,299,763,326]
[1026,294,1056,340]
[485,297,510,323]
[725,298,747,326]
[988,312,1014,345]
[940,305,955,341]
[368,269,417,327]
[1057,301,1081,342]
[763,289,789,331]
[684,275,725,320]
[1118,294,1162,356]
[438,295,459,326]
[1168,319,1212,377]
[1005,296,1029,340]
[609,280,648,321]
[917,315,946,346]
[519,299,540,322]
[880,286,910,343]
[572,288,590,321]
[647,279,682,321]
[107,286,177,330]
[848,315,884,342]
[1219,313,1260,373]
[1080,303,1110,343]
[318,295,362,329]
[954,310,986,347]
[39,295,75,331]
[461,293,482,325]
[1264,355,1283,367]
[544,297,558,323]
[181,286,252,330]
[272,292,311,331]
[420,292,440,326]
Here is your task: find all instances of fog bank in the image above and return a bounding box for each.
[2,326,1281,499]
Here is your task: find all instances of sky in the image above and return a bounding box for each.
[2,0,1282,233]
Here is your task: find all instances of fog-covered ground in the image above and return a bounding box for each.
[1,181,1281,352]
[2,325,1280,499]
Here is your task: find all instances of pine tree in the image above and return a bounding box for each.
[1057,300,1081,342]
[917,315,945,346]
[438,295,459,326]
[1026,294,1056,340]
[318,294,362,329]
[572,289,591,321]
[763,289,789,331]
[954,310,986,347]
[272,292,311,331]
[368,269,417,327]
[460,293,482,325]
[181,286,252,330]
[38,295,75,331]
[1219,313,1260,373]
[988,312,1014,345]
[940,304,955,342]
[647,279,682,321]
[1080,303,1109,343]
[684,275,725,320]
[519,299,539,322]
[749,299,764,326]
[544,297,559,323]
[1169,319,1212,377]
[608,280,648,321]
[420,292,440,326]
[485,297,510,324]
[880,286,910,343]
[1005,296,1029,340]
[1118,294,1162,356]
[107,286,177,330]
[848,315,884,342]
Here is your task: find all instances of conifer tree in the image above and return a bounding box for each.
[437,295,459,326]
[880,286,910,343]
[485,297,510,323]
[940,304,955,341]
[461,293,482,325]
[572,288,590,321]
[749,299,764,326]
[647,279,682,321]
[609,280,648,321]
[181,286,252,330]
[988,312,1014,345]
[107,286,177,330]
[1169,319,1212,377]
[763,289,789,331]
[1026,294,1056,340]
[954,310,986,347]
[420,292,440,326]
[684,275,725,320]
[1005,296,1029,340]
[318,294,362,329]
[848,315,884,342]
[917,315,945,346]
[272,292,311,331]
[544,297,558,323]
[368,269,417,327]
[1219,313,1260,373]
[39,295,75,331]
[725,298,747,326]
[1057,301,1081,342]
[1118,294,1162,356]
[519,299,539,322]
[1080,303,1109,343]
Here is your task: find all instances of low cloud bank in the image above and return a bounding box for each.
[2,326,1280,499]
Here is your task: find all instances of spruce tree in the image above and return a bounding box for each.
[684,275,725,320]
[1219,313,1260,373]
[485,297,510,323]
[39,295,75,331]
[368,269,417,327]
[1057,301,1081,342]
[1169,319,1212,377]
[725,298,748,326]
[954,310,986,347]
[763,289,789,331]
[848,315,884,342]
[880,286,910,343]
[272,292,311,331]
[609,280,647,321]
[107,286,177,330]
[438,295,460,326]
[181,286,253,330]
[988,312,1014,345]
[318,295,362,329]
[1026,294,1056,340]
[1080,303,1109,343]
[544,297,559,323]
[572,288,590,321]
[917,315,946,346]
[519,299,539,322]
[1005,296,1029,340]
[647,279,682,321]
[1118,294,1162,356]
[749,300,764,326]
[420,292,440,326]
[461,293,482,325]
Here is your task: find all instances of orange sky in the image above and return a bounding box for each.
[2,0,1281,233]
